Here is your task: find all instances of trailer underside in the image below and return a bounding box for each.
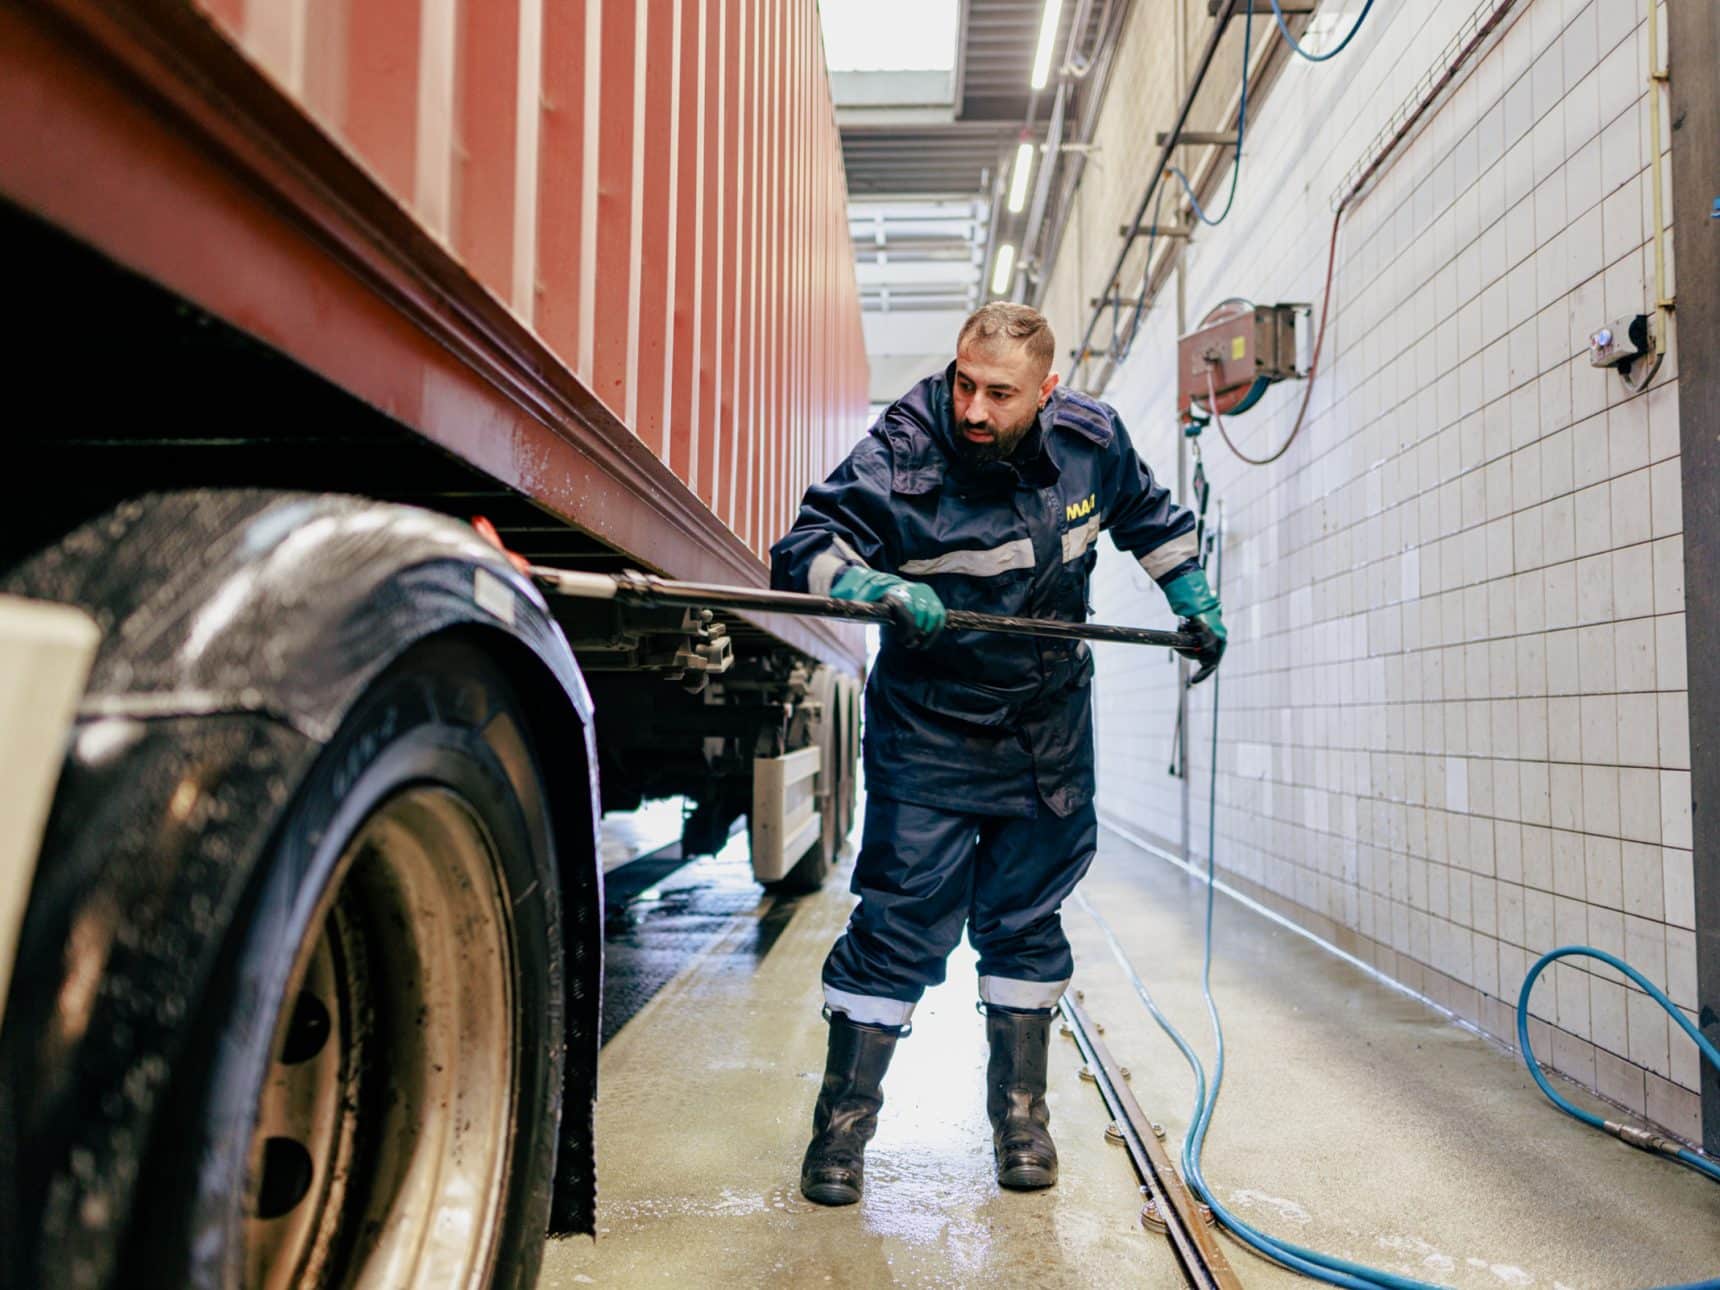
[12,199,855,839]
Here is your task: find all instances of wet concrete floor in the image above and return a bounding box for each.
[540,822,1719,1288]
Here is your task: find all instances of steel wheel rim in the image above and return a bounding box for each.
[245,786,518,1289]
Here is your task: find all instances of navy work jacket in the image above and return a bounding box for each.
[770,365,1198,819]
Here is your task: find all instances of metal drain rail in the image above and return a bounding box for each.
[1060,991,1243,1290]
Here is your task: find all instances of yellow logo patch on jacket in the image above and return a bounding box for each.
[1065,493,1097,523]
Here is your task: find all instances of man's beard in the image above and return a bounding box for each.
[955,411,1037,465]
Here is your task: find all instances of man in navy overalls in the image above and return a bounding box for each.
[770,303,1226,1205]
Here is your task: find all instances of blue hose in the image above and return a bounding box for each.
[1170,0,1380,228]
[1167,4,1253,226]
[1085,511,1720,1287]
[1271,0,1375,62]
[1183,518,1435,1286]
[1517,947,1720,1185]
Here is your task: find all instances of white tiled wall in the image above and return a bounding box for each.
[1079,0,1700,1141]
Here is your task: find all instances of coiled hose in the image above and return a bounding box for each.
[1087,513,1719,1288]
[1518,947,1720,1186]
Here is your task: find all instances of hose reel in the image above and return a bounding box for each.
[1177,298,1308,430]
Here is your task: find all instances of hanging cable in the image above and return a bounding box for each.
[1197,209,1342,466]
[1166,3,1254,226]
[1272,0,1375,62]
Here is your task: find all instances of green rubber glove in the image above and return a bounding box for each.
[1162,567,1227,684]
[831,566,946,648]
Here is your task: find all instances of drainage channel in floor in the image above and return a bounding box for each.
[600,836,803,1044]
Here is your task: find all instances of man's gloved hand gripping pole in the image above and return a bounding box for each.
[829,566,947,648]
[1160,566,1227,684]
[833,565,1227,675]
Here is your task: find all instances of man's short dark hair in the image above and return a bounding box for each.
[957,303,1056,374]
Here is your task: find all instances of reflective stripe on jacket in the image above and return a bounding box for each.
[770,364,1197,818]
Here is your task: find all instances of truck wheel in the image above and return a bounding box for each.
[144,638,563,1289]
[771,666,857,894]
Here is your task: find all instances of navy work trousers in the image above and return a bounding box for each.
[821,793,1099,1028]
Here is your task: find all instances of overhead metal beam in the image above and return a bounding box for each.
[835,106,961,127]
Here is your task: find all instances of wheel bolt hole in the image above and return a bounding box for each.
[255,1137,314,1220]
[280,990,331,1064]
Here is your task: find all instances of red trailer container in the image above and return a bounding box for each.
[2,0,867,632]
[0,2,866,1284]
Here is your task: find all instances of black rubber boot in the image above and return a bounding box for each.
[799,1012,901,1206]
[984,1004,1058,1190]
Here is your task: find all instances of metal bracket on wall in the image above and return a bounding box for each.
[1155,131,1242,147]
[1119,223,1194,240]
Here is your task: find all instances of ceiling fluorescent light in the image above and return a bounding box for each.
[1007,141,1035,213]
[1030,0,1064,90]
[991,243,1017,295]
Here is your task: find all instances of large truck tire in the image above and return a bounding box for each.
[0,492,606,1286]
[771,667,861,894]
[141,638,563,1288]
